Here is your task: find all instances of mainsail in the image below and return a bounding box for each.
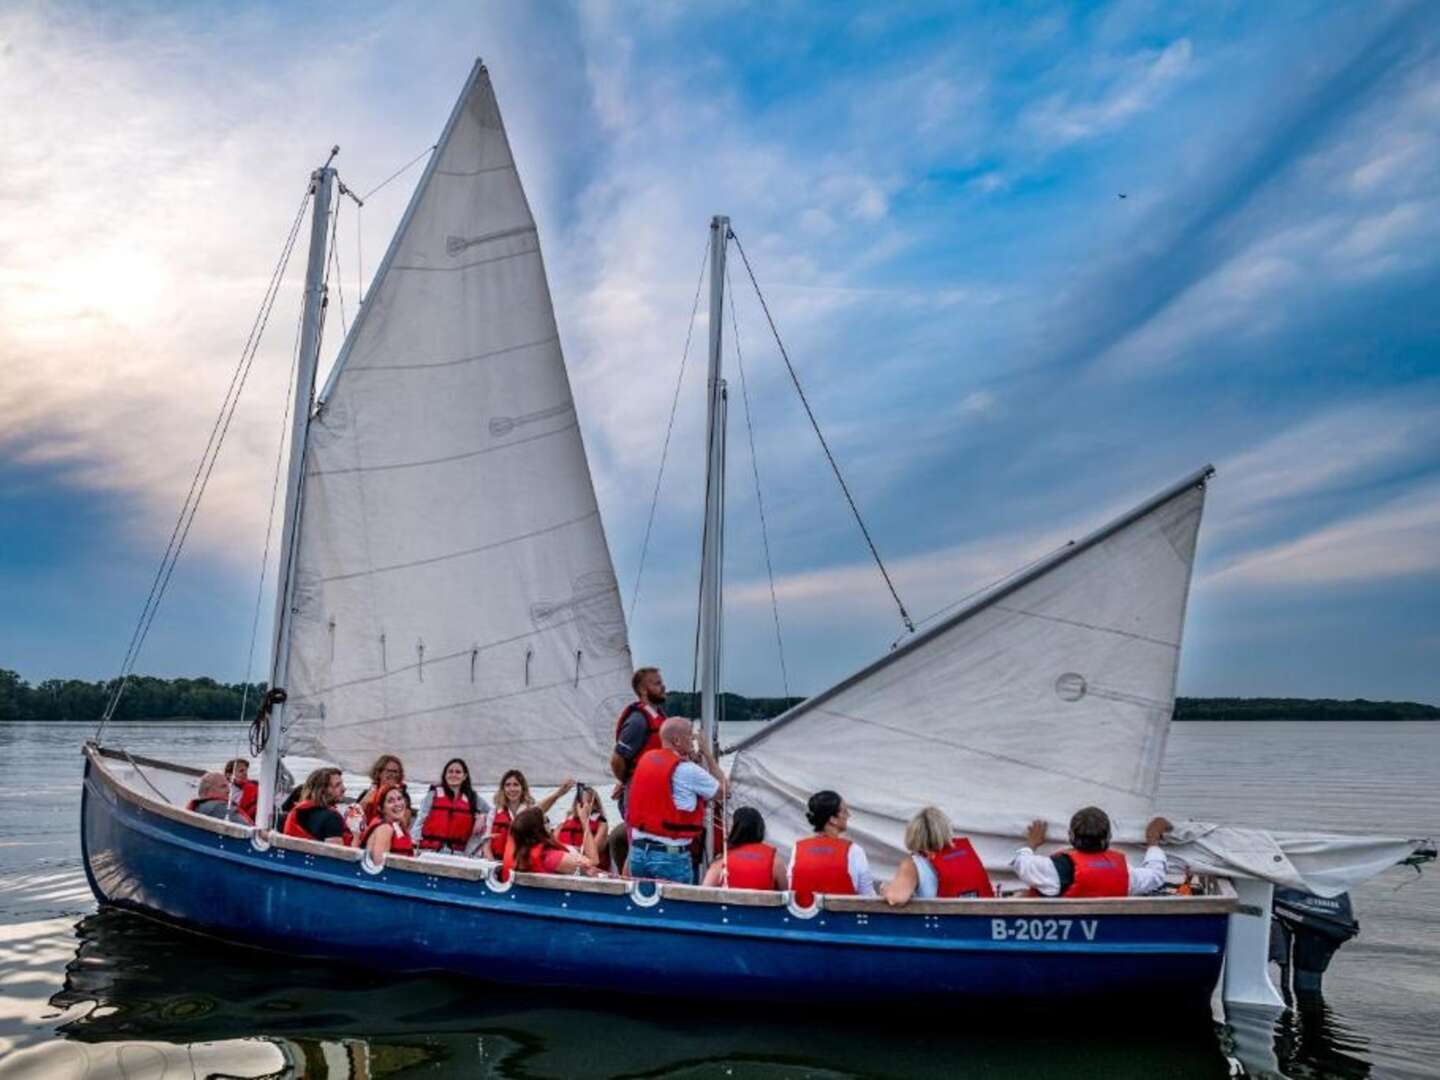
[282,64,631,785]
[728,467,1212,874]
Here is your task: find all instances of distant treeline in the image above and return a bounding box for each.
[664,691,807,723]
[0,669,265,724]
[1172,697,1440,722]
[2,668,1435,724]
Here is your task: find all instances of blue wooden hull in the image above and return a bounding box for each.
[82,750,1229,1003]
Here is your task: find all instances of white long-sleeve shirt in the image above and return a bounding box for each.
[1010,845,1167,897]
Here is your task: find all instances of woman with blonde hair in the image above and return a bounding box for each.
[882,805,994,905]
[483,768,573,860]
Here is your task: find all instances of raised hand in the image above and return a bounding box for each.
[1025,819,1048,850]
[1145,816,1174,846]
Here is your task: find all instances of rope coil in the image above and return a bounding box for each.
[248,687,287,757]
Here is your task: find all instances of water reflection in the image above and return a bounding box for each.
[31,908,1237,1079]
[1275,998,1374,1079]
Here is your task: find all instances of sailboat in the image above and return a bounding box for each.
[81,61,1427,1007]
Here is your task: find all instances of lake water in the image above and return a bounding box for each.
[0,720,1435,1078]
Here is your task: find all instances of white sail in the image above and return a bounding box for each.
[728,468,1212,875]
[282,64,631,786]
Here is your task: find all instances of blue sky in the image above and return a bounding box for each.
[2,1,1438,703]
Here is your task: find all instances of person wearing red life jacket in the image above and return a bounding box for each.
[483,769,573,861]
[788,790,876,906]
[556,784,610,870]
[363,784,417,860]
[187,771,253,825]
[701,807,786,890]
[625,717,725,885]
[608,667,669,872]
[1012,807,1172,897]
[413,758,489,854]
[499,805,603,881]
[223,758,259,823]
[358,754,413,831]
[882,806,993,905]
[282,767,350,845]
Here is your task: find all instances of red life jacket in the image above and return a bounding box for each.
[558,813,611,871]
[615,701,666,762]
[361,820,415,857]
[282,800,351,845]
[501,840,552,882]
[791,836,855,906]
[625,749,705,840]
[419,787,477,851]
[1060,848,1130,898]
[233,780,258,822]
[489,806,517,857]
[557,813,601,848]
[925,838,994,898]
[724,842,776,890]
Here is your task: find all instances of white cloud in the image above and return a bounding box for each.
[1213,397,1440,531]
[1210,480,1440,587]
[0,6,589,563]
[1025,39,1193,146]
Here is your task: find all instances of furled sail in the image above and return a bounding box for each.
[282,64,631,785]
[728,468,1212,875]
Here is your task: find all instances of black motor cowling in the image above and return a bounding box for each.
[1269,887,1360,997]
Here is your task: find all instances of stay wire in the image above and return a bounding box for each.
[360,144,436,201]
[119,199,308,725]
[237,301,306,744]
[729,229,915,636]
[725,261,789,698]
[328,198,349,339]
[890,540,1076,650]
[102,186,309,718]
[627,241,710,625]
[96,185,313,740]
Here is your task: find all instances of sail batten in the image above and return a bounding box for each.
[284,65,630,787]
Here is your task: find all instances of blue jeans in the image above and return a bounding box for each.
[629,842,693,884]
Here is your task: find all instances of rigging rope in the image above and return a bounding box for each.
[360,144,436,201]
[729,229,915,636]
[627,240,710,624]
[96,184,313,741]
[890,540,1077,650]
[725,262,790,698]
[328,197,349,339]
[235,300,306,754]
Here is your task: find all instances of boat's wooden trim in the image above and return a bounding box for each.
[512,872,632,896]
[660,883,789,907]
[820,892,1238,916]
[86,744,252,841]
[91,743,206,778]
[270,831,363,862]
[385,853,486,881]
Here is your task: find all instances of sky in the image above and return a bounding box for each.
[2,1,1438,704]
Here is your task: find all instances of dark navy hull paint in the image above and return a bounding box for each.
[81,757,1226,1002]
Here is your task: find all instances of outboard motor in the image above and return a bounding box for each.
[1269,888,1360,998]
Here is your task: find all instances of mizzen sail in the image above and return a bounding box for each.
[728,468,1212,873]
[282,64,631,785]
